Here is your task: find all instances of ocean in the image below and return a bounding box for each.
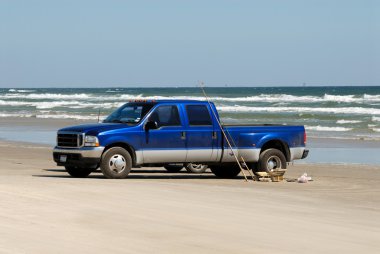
[1,86,380,141]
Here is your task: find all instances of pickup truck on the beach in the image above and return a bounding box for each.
[53,100,308,178]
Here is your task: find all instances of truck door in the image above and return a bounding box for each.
[184,104,217,162]
[142,104,187,163]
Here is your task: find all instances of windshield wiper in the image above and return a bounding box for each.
[107,119,125,123]
[108,119,136,124]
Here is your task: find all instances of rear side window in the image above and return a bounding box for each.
[149,105,181,127]
[186,105,212,126]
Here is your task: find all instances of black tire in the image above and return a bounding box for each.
[164,164,184,173]
[100,147,132,179]
[257,148,287,173]
[210,164,241,178]
[185,163,208,173]
[65,166,93,178]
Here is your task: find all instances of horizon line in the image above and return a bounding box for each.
[1,84,380,89]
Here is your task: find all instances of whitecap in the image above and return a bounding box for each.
[0,112,33,118]
[36,114,102,120]
[217,106,380,115]
[336,120,362,124]
[305,125,353,132]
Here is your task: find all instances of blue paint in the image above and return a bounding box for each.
[56,100,306,164]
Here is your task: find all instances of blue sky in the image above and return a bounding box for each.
[0,0,378,87]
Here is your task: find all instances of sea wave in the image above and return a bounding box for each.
[0,113,34,118]
[36,114,102,120]
[8,89,35,93]
[336,120,362,124]
[217,106,380,115]
[306,125,353,132]
[0,99,124,109]
[1,92,380,104]
[0,93,90,100]
[2,98,379,115]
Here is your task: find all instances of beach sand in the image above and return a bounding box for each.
[0,140,379,253]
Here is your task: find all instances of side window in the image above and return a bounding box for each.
[149,105,181,128]
[186,105,212,126]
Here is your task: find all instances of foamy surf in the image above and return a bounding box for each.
[0,86,379,140]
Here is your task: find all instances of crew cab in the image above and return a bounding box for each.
[53,100,308,178]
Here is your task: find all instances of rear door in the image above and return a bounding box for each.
[184,104,217,162]
[141,104,187,163]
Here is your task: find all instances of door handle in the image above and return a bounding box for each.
[181,131,186,140]
[212,131,217,139]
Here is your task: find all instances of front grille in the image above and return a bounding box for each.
[57,133,83,148]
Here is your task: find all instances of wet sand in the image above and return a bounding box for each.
[0,141,379,253]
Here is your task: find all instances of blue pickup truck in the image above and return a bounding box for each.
[53,100,308,179]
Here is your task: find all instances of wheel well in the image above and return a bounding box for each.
[103,142,136,166]
[260,139,290,162]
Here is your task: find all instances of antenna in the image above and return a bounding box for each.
[198,82,254,182]
[97,108,101,123]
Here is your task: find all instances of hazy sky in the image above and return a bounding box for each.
[0,0,379,87]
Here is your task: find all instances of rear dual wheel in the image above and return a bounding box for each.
[210,149,287,178]
[164,163,208,173]
[185,163,208,173]
[257,148,287,172]
[210,164,241,178]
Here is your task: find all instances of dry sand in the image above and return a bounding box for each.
[0,141,379,254]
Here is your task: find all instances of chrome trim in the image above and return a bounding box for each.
[56,131,85,148]
[186,149,215,162]
[220,148,260,162]
[142,150,187,163]
[53,146,105,158]
[290,147,306,161]
[135,150,143,165]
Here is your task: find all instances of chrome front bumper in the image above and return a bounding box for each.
[53,146,105,167]
[53,146,105,158]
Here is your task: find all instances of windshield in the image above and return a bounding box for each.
[103,103,155,124]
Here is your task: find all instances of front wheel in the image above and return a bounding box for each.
[210,164,241,178]
[257,148,287,173]
[185,163,208,173]
[65,166,93,178]
[100,147,132,179]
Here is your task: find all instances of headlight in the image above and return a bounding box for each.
[84,135,99,147]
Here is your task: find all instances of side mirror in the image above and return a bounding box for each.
[145,120,158,131]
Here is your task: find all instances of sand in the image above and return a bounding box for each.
[0,140,379,254]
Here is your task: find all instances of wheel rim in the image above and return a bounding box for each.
[266,156,282,171]
[191,163,204,170]
[109,154,127,174]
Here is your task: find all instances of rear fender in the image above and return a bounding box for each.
[257,135,291,162]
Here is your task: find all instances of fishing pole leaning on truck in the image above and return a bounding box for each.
[199,84,256,182]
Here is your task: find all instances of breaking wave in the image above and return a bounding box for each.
[306,126,353,132]
[217,106,380,115]
[336,120,362,124]
[1,92,380,104]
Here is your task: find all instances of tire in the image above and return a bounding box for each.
[100,147,132,179]
[257,148,287,173]
[164,164,184,173]
[65,166,93,178]
[185,163,208,173]
[210,164,241,178]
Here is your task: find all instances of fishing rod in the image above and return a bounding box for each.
[198,82,250,182]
